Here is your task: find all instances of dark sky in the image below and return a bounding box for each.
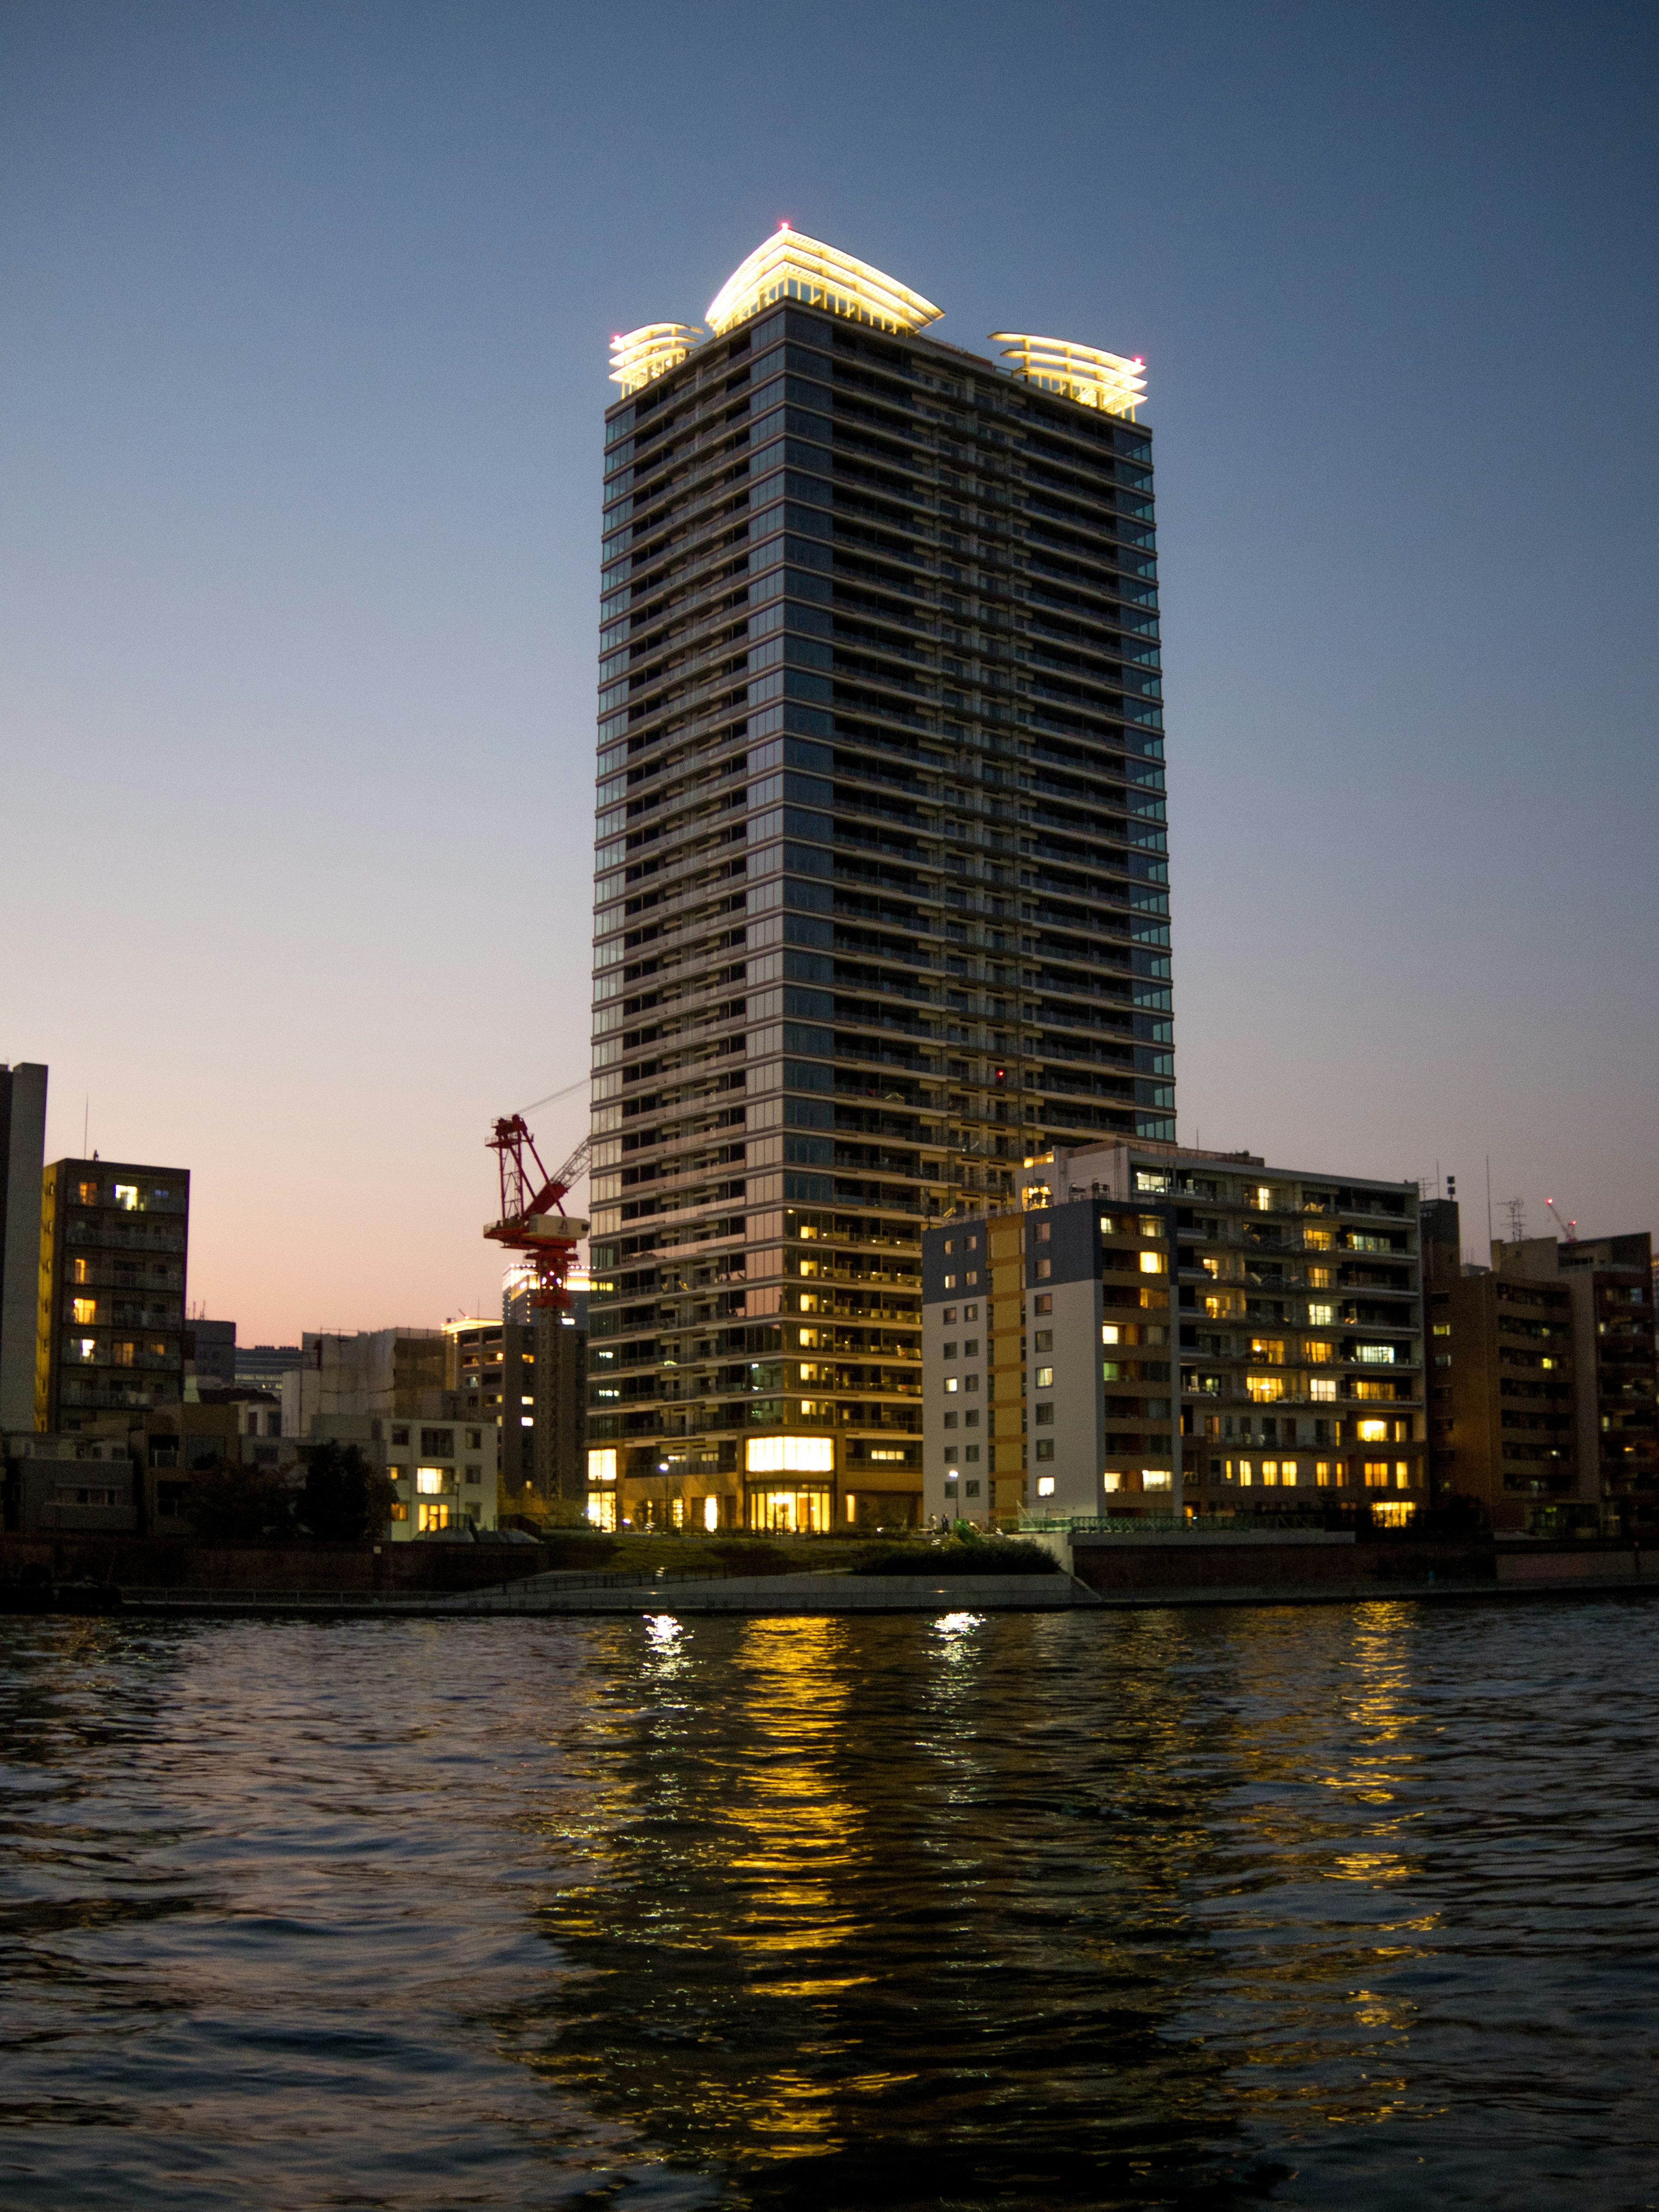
[2,0,1655,1333]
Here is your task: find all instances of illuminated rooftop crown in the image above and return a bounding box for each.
[609,323,702,396]
[989,333,1146,420]
[705,225,943,338]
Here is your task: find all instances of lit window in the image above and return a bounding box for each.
[72,1259,90,1284]
[1137,1214,1162,1236]
[1395,1461,1411,1488]
[1033,1294,1051,1314]
[1280,1459,1298,1485]
[963,1304,978,1321]
[114,1185,140,1211]
[112,1341,136,1367]
[1139,1251,1165,1274]
[388,1501,409,1521]
[1034,1330,1053,1352]
[944,1274,957,1290]
[1035,1258,1051,1279]
[1255,1186,1271,1211]
[1372,1500,1416,1528]
[1310,1378,1337,1401]
[417,1501,451,1532]
[1261,1459,1278,1485]
[745,1434,833,1474]
[587,1490,618,1531]
[1037,1475,1056,1497]
[76,1181,99,1205]
[1142,1468,1172,1490]
[1238,1459,1254,1486]
[1315,1461,1333,1487]
[588,1447,617,1482]
[1363,1461,1390,1488]
[1357,1344,1396,1364]
[72,1298,96,1325]
[1102,1324,1121,1345]
[1305,1340,1333,1362]
[942,1306,957,1324]
[1308,1267,1333,1289]
[1432,1323,1451,1337]
[1035,1366,1054,1388]
[870,1448,907,1463]
[1246,1375,1284,1402]
[1249,1338,1284,1365]
[1035,1221,1051,1243]
[1357,1419,1389,1443]
[1307,1303,1335,1326]
[1102,1471,1122,1491]
[416,1468,448,1495]
[945,1376,959,1393]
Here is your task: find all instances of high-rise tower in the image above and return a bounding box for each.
[585,230,1171,1537]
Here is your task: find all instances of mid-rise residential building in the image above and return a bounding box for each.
[922,1141,1427,1527]
[588,229,1173,1535]
[445,1309,585,1518]
[235,1341,303,1396]
[0,1063,48,1431]
[183,1318,237,1389]
[35,1158,190,1433]
[1429,1219,1657,1534]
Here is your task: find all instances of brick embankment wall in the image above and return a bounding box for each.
[1069,1537,1497,1596]
[0,1535,553,1594]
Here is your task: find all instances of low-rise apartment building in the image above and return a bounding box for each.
[922,1141,1426,1527]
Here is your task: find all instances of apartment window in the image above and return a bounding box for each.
[1238,1459,1254,1486]
[944,1274,957,1290]
[420,1427,455,1454]
[1035,1222,1051,1243]
[72,1298,96,1325]
[464,1466,481,1486]
[1139,1251,1165,1275]
[1307,1304,1335,1327]
[112,1342,136,1367]
[1249,1338,1285,1365]
[1035,1366,1054,1388]
[1308,1267,1333,1289]
[943,1412,959,1429]
[1305,1341,1333,1363]
[1363,1462,1390,1488]
[1037,1474,1056,1495]
[1035,1258,1052,1279]
[1034,1331,1053,1352]
[943,1341,958,1359]
[963,1339,979,1357]
[1432,1323,1451,1338]
[389,1500,409,1521]
[963,1304,978,1322]
[417,1501,452,1532]
[416,1467,449,1495]
[964,1480,980,1498]
[1315,1461,1333,1487]
[1356,1345,1396,1365]
[944,1376,959,1393]
[943,1306,957,1324]
[466,1428,483,1448]
[392,1427,410,1446]
[1034,1294,1052,1314]
[1143,1469,1172,1491]
[964,1375,979,1393]
[1310,1379,1337,1402]
[1395,1461,1411,1488]
[964,1410,979,1427]
[964,1445,980,1462]
[1246,1376,1284,1403]
[1280,1459,1299,1486]
[1035,1404,1054,1425]
[76,1180,99,1205]
[114,1184,140,1211]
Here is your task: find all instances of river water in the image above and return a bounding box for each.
[1,1599,1656,2210]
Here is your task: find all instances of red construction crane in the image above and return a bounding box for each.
[1545,1197,1579,1245]
[483,1116,591,1312]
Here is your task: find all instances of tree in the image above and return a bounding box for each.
[184,1462,297,1542]
[296,1443,399,1545]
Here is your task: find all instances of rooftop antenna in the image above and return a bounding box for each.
[1545,1197,1579,1244]
[1503,1197,1527,1244]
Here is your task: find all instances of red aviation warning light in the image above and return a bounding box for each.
[483,1116,591,1313]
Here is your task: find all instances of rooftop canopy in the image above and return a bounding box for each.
[989,334,1147,419]
[609,323,703,395]
[706,225,943,338]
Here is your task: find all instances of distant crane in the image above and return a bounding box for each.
[483,1116,591,1313]
[1545,1197,1579,1245]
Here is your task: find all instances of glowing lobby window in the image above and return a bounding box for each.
[702,1497,719,1532]
[745,1435,834,1475]
[748,1487,831,1534]
[1372,1501,1417,1528]
[588,1448,617,1483]
[586,1490,619,1532]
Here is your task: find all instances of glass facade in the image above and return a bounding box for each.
[586,281,1172,1529]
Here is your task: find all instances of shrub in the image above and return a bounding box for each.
[852,1538,1059,1577]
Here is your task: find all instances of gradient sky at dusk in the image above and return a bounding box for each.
[3,0,1656,1341]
